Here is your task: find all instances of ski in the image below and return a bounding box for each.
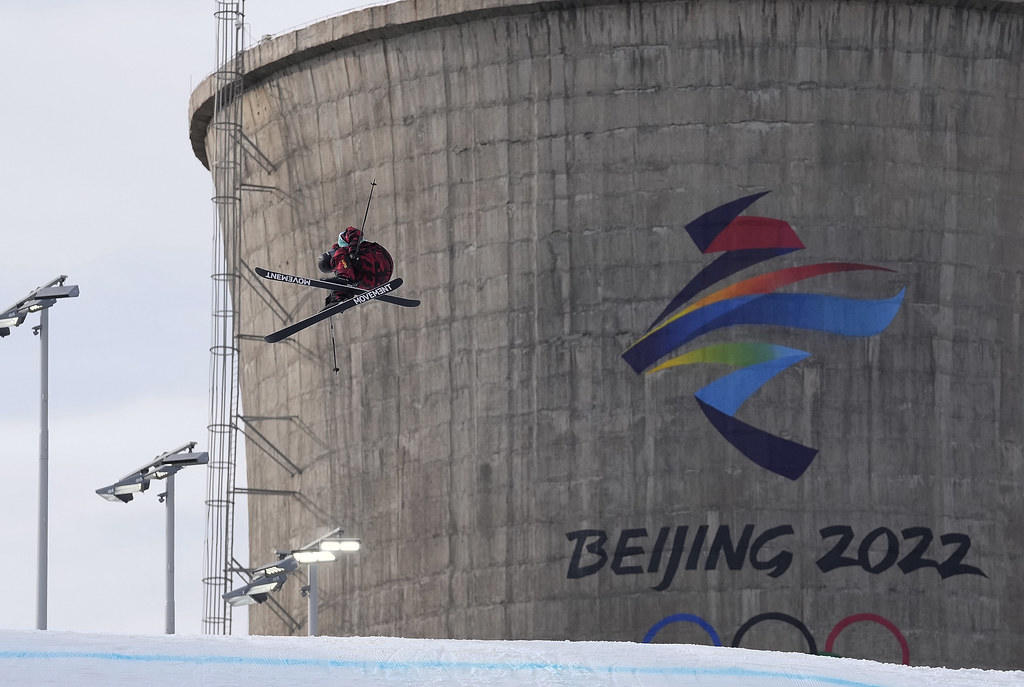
[264,278,404,343]
[254,267,420,308]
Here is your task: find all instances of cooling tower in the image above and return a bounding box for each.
[188,0,1024,669]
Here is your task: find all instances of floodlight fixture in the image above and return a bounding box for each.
[247,573,289,597]
[224,556,299,607]
[293,550,336,564]
[291,526,354,556]
[224,572,290,607]
[252,556,299,579]
[0,276,80,338]
[224,588,262,607]
[95,443,209,503]
[96,442,209,634]
[0,313,25,329]
[96,475,150,503]
[320,538,361,552]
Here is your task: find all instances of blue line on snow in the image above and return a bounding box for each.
[0,649,890,687]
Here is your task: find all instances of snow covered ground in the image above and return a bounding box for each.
[1,629,1020,686]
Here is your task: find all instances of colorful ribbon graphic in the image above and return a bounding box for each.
[623,192,905,480]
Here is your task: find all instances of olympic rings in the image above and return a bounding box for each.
[642,612,910,665]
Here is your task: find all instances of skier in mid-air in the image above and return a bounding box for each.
[254,180,418,345]
[317,226,394,306]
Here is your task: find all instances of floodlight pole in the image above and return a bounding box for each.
[1,275,79,632]
[95,442,206,635]
[36,308,49,631]
[165,472,175,635]
[308,563,319,637]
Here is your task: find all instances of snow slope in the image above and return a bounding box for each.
[1,630,1020,686]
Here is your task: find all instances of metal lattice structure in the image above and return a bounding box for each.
[203,0,246,635]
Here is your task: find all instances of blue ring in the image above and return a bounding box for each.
[642,613,722,645]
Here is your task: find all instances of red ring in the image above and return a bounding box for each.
[825,613,910,665]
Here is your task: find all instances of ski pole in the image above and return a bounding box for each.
[358,178,376,234]
[329,316,340,374]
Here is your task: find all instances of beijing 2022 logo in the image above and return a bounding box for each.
[622,191,905,480]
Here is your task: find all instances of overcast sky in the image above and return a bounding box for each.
[0,1,382,636]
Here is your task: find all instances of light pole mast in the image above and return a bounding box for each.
[165,472,176,634]
[96,443,208,634]
[307,563,319,637]
[36,307,49,631]
[0,276,80,631]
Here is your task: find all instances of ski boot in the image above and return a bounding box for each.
[324,291,349,307]
[324,276,355,307]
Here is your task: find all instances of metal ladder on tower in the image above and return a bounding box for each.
[203,0,246,635]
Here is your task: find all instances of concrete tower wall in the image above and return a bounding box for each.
[189,0,1024,669]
